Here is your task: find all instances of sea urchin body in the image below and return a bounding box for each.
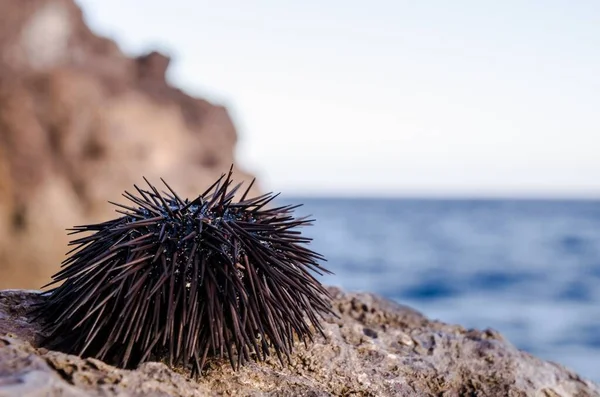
[36,167,334,376]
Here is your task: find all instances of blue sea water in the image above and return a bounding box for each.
[278,197,600,383]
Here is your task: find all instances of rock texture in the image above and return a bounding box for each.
[0,0,259,290]
[1,289,598,397]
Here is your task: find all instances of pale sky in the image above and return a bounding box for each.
[75,0,600,197]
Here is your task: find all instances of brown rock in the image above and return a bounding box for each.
[0,0,260,290]
[0,288,598,396]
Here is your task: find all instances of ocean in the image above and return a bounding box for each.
[278,197,600,383]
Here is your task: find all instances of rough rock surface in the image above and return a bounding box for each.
[0,289,598,397]
[0,0,260,290]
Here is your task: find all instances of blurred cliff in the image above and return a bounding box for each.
[0,0,260,289]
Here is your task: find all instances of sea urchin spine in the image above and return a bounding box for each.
[35,166,334,376]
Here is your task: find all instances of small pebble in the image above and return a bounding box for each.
[398,332,414,346]
[363,327,378,339]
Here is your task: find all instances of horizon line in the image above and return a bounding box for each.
[270,190,600,201]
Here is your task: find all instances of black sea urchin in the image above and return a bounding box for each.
[35,167,334,376]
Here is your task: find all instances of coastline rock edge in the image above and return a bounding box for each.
[1,288,598,396]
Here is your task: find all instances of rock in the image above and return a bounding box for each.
[0,289,598,396]
[0,0,260,290]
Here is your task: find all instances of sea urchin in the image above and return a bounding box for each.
[35,167,334,376]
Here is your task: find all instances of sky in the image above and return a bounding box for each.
[75,0,600,198]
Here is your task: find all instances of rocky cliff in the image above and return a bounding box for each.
[0,0,259,289]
